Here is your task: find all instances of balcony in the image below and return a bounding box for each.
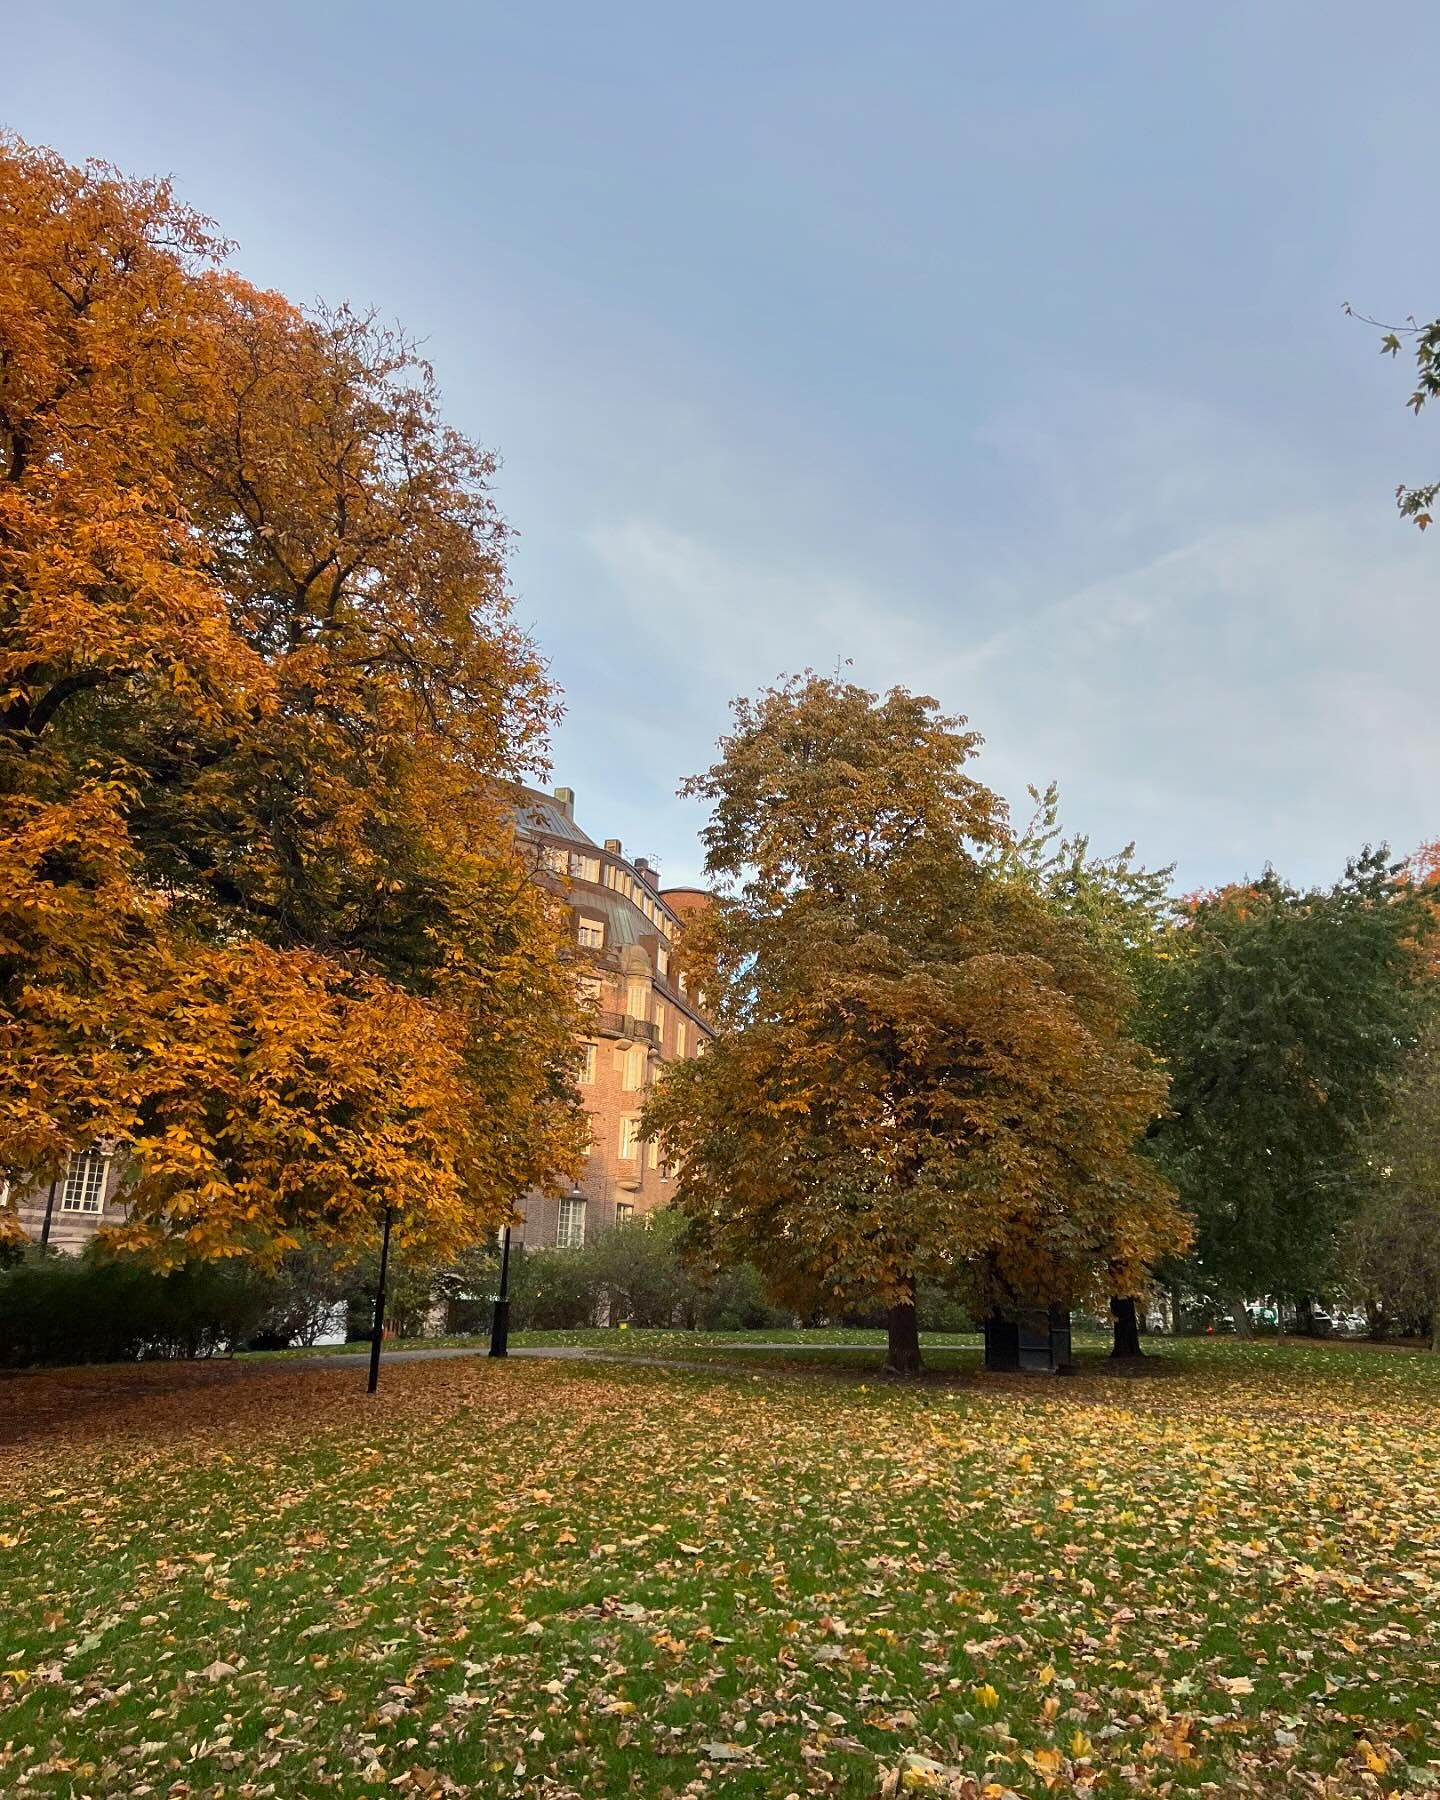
[596,1011,659,1045]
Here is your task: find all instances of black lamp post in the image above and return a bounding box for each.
[489,1223,513,1358]
[367,1205,395,1395]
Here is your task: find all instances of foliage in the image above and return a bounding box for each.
[1148,851,1440,1310]
[1002,780,1176,997]
[0,1249,274,1366]
[1343,1012,1440,1348]
[443,1216,794,1336]
[4,1339,1440,1793]
[645,674,1187,1367]
[1347,304,1440,528]
[0,136,588,1264]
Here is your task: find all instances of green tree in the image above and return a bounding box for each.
[644,675,1186,1374]
[1149,852,1437,1331]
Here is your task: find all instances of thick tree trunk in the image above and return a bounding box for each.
[1110,1294,1144,1358]
[885,1300,923,1376]
[1229,1294,1253,1338]
[1169,1286,1185,1336]
[1294,1294,1316,1336]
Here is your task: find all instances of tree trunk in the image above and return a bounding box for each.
[1294,1294,1316,1336]
[884,1300,923,1376]
[1169,1286,1185,1336]
[1229,1293,1253,1338]
[1110,1294,1144,1358]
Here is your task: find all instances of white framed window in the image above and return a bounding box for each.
[654,1002,666,1041]
[580,975,602,1004]
[579,1043,596,1086]
[622,1044,647,1092]
[619,1116,642,1161]
[557,1193,587,1249]
[648,1138,661,1171]
[614,1202,634,1226]
[657,947,670,979]
[541,844,567,875]
[61,1149,108,1214]
[675,1020,688,1058]
[625,977,649,1021]
[577,917,605,949]
[678,971,688,994]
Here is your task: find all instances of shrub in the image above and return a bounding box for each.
[0,1251,275,1367]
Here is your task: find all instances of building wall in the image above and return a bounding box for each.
[5,1149,128,1255]
[514,787,712,1251]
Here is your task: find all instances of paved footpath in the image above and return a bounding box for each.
[305,1342,873,1374]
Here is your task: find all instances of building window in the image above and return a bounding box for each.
[614,1202,634,1226]
[678,971,688,993]
[648,1138,661,1171]
[61,1149,108,1214]
[622,1044,647,1091]
[557,1193,587,1249]
[619,1116,641,1161]
[579,1043,596,1085]
[626,976,649,1021]
[577,917,605,949]
[654,1002,666,1041]
[541,844,567,875]
[570,852,601,883]
[657,947,670,979]
[675,1020,687,1058]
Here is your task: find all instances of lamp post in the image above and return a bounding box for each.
[489,1224,513,1358]
[367,1205,394,1395]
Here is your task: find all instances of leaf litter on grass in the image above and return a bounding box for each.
[1,1341,1439,1797]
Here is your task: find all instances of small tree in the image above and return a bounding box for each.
[645,675,1186,1374]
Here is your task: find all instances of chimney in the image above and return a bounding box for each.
[554,786,574,818]
[634,857,659,889]
[604,838,621,855]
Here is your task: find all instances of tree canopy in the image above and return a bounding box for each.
[644,674,1187,1371]
[0,137,587,1263]
[1146,852,1439,1318]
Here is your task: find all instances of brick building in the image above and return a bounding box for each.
[514,786,711,1249]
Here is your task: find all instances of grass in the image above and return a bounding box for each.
[3,1338,1439,1797]
[246,1327,988,1360]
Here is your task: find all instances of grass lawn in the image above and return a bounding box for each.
[3,1340,1439,1797]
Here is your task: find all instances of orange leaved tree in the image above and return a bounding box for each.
[0,137,587,1263]
[644,675,1186,1373]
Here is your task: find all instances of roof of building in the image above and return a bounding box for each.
[512,790,596,847]
[571,886,664,949]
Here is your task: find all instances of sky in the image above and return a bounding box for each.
[7,2,1439,893]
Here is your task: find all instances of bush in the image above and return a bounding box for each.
[0,1251,276,1367]
[694,1261,794,1331]
[507,1245,600,1329]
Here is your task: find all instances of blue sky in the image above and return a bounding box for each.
[8,2,1438,891]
